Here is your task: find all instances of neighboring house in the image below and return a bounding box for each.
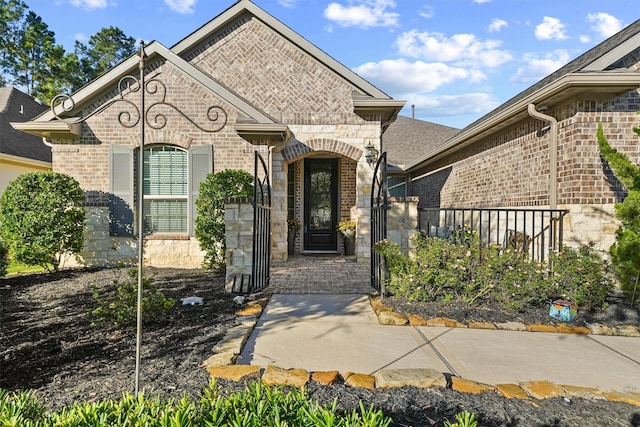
[388,19,640,253]
[0,87,51,194]
[12,0,404,268]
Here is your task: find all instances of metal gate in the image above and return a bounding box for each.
[370,152,388,293]
[251,151,271,293]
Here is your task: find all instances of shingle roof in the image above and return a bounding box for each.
[0,87,50,162]
[383,115,459,171]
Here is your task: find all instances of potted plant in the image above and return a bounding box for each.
[337,220,356,255]
[287,218,301,255]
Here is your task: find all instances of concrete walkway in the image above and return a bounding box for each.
[238,294,640,394]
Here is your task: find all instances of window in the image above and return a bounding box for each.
[144,145,188,233]
[109,144,213,237]
[388,176,406,198]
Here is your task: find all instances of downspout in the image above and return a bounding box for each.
[527,104,558,210]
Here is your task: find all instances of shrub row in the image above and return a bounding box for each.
[375,234,613,311]
[0,382,391,427]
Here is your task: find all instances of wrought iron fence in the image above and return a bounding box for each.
[417,207,569,262]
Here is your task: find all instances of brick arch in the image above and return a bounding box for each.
[131,129,194,150]
[281,138,362,163]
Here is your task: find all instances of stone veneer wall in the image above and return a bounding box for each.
[224,198,254,291]
[410,91,640,251]
[387,197,419,256]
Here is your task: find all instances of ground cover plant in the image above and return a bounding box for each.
[1,267,639,426]
[0,382,392,427]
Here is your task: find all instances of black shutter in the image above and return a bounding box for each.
[189,145,213,236]
[109,145,134,236]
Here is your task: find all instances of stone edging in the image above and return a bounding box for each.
[371,296,640,337]
[201,295,640,407]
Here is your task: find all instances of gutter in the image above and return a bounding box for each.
[527,104,558,210]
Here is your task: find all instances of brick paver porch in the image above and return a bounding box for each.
[268,255,373,294]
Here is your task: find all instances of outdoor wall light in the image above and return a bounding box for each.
[365,142,379,168]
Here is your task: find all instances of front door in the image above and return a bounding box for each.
[304,158,338,252]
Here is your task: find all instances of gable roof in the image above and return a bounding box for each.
[405,18,640,173]
[172,0,393,101]
[13,0,403,142]
[0,87,51,164]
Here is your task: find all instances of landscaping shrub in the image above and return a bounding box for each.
[548,243,613,311]
[0,171,85,271]
[0,239,8,278]
[0,381,393,426]
[375,234,613,311]
[195,169,254,271]
[88,268,174,327]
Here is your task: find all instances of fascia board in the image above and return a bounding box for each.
[171,0,392,100]
[10,121,81,139]
[582,32,640,71]
[405,72,640,173]
[0,152,52,169]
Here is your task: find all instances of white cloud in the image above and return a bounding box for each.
[277,0,299,7]
[324,0,399,28]
[488,18,508,33]
[408,92,499,117]
[353,58,486,93]
[579,35,591,43]
[586,13,623,38]
[510,50,571,83]
[164,0,196,14]
[473,0,492,3]
[69,0,107,9]
[396,30,512,68]
[535,16,568,40]
[75,32,88,44]
[419,6,434,19]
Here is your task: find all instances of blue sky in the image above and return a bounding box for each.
[29,0,639,129]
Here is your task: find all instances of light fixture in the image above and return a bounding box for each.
[365,142,379,168]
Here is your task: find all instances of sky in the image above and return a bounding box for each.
[27,0,640,129]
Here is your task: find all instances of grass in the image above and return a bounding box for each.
[5,259,45,276]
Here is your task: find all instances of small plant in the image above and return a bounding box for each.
[549,243,613,310]
[337,220,356,235]
[288,218,301,231]
[445,410,478,427]
[88,268,174,327]
[0,382,393,426]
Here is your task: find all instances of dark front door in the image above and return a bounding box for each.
[304,158,338,251]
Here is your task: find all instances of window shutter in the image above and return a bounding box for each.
[110,145,134,236]
[189,145,213,236]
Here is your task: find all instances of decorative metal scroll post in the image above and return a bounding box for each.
[51,41,227,394]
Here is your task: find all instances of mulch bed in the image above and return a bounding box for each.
[1,267,639,426]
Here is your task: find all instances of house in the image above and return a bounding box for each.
[0,87,51,194]
[12,0,404,268]
[389,19,640,254]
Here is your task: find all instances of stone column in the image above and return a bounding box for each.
[224,198,254,292]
